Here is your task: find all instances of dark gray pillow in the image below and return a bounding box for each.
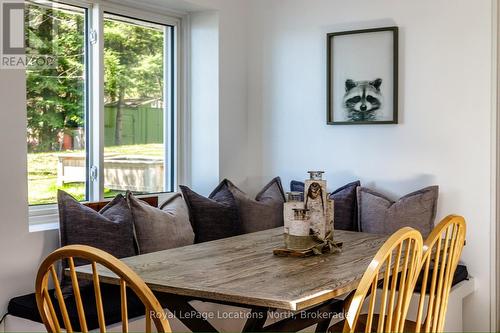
[330,181,361,231]
[180,185,241,243]
[357,186,439,237]
[222,178,286,234]
[58,190,136,290]
[290,180,305,201]
[290,180,360,231]
[128,192,195,254]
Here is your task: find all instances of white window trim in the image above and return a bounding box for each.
[29,0,187,232]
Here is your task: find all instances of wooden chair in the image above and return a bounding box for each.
[35,244,171,333]
[411,215,466,332]
[330,227,424,333]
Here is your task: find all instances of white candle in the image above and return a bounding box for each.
[289,219,311,236]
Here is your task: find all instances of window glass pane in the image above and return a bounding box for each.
[26,2,87,205]
[103,14,169,197]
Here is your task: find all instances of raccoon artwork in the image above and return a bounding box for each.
[343,78,383,122]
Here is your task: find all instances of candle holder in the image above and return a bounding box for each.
[292,208,309,220]
[287,191,303,202]
[288,209,310,237]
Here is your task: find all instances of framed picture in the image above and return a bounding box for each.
[327,27,398,125]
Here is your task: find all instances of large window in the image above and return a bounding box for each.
[26,2,87,205]
[26,1,176,208]
[103,14,169,197]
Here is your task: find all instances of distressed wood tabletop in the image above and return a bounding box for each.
[75,228,388,311]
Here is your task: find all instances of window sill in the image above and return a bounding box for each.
[29,221,60,233]
[28,192,176,233]
[29,204,59,232]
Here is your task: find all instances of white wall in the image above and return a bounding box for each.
[214,1,249,189]
[0,66,61,319]
[246,0,494,330]
[188,0,249,195]
[190,10,220,195]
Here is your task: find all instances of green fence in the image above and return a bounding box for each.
[104,106,164,146]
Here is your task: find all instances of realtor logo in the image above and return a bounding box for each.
[1,0,56,69]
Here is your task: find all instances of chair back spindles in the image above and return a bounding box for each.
[376,253,392,332]
[92,262,106,333]
[146,306,153,333]
[35,245,171,333]
[365,278,378,332]
[68,257,88,332]
[43,287,61,332]
[49,264,73,332]
[120,278,129,333]
[343,227,423,333]
[414,215,466,333]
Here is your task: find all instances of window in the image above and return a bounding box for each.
[27,0,177,211]
[103,14,171,197]
[26,2,87,205]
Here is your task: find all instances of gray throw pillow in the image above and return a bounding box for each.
[58,190,136,291]
[180,184,241,243]
[357,186,439,237]
[221,177,286,233]
[128,192,195,254]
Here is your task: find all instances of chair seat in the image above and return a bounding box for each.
[8,284,145,331]
[329,314,418,332]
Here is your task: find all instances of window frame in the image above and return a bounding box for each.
[28,0,184,231]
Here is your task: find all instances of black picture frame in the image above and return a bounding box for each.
[327,26,399,125]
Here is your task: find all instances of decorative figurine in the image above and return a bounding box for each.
[282,171,335,252]
[304,171,333,240]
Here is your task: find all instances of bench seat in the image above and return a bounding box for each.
[5,266,471,332]
[8,284,145,331]
[413,264,469,293]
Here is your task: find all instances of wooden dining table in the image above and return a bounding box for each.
[74,227,388,332]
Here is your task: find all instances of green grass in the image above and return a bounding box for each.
[28,143,163,205]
